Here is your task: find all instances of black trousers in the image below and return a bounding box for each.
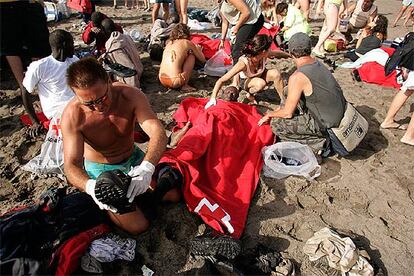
[231,14,264,62]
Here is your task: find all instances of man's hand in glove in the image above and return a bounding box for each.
[127,161,155,202]
[85,179,118,213]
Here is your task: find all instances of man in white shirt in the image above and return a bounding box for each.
[22,29,79,137]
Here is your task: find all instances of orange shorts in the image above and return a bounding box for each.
[159,73,187,89]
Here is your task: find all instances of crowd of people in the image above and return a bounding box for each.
[1,0,413,246]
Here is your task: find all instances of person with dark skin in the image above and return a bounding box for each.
[22,30,78,138]
[61,58,168,235]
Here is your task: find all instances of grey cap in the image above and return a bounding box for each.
[288,32,311,53]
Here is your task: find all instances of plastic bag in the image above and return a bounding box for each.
[204,49,233,77]
[262,142,321,181]
[22,113,64,176]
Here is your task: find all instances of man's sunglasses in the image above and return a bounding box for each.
[78,84,109,110]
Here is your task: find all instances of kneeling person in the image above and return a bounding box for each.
[61,58,168,235]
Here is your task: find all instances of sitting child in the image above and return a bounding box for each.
[344,14,388,61]
[159,23,206,91]
[261,0,279,26]
[276,2,311,42]
[205,34,291,109]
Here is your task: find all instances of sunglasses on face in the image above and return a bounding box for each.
[79,84,109,110]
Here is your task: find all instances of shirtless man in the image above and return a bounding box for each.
[159,23,205,91]
[61,57,168,235]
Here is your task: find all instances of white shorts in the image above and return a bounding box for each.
[402,0,413,7]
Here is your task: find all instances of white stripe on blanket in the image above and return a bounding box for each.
[339,48,390,69]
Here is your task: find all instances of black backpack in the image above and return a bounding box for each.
[385,32,414,76]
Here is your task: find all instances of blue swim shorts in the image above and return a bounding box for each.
[84,146,145,179]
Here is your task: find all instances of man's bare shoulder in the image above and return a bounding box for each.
[113,82,146,99]
[61,98,83,128]
[289,71,306,83]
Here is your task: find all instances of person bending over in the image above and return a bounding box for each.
[22,29,78,137]
[61,58,168,235]
[159,23,206,91]
[205,34,290,109]
[258,33,347,155]
[381,68,414,146]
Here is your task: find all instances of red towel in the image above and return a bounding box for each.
[66,0,93,14]
[257,26,280,51]
[160,98,274,238]
[20,112,51,129]
[357,47,401,89]
[190,34,232,60]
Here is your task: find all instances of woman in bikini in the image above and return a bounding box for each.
[313,0,348,58]
[159,23,206,91]
[205,34,291,109]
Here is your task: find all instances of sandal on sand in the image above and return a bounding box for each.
[380,122,408,130]
[312,49,326,58]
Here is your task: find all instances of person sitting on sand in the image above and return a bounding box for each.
[22,29,79,138]
[82,12,123,56]
[205,34,290,109]
[345,0,377,36]
[258,33,347,155]
[276,2,311,42]
[158,23,206,91]
[381,68,414,146]
[61,57,170,235]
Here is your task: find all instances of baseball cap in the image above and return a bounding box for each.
[288,32,311,53]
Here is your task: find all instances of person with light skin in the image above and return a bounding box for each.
[381,68,414,146]
[276,2,311,42]
[205,35,290,109]
[393,0,413,27]
[159,23,206,91]
[175,0,188,24]
[258,33,346,154]
[261,0,278,25]
[294,0,310,21]
[61,57,168,235]
[313,0,348,58]
[151,0,171,23]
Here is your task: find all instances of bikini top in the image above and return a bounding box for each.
[239,55,267,78]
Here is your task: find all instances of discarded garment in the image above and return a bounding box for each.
[339,48,389,69]
[303,228,374,276]
[89,233,136,262]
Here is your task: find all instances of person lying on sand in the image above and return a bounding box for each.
[205,34,290,109]
[258,33,347,155]
[159,23,206,92]
[61,57,170,235]
[381,68,414,146]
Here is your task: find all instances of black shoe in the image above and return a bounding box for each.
[190,233,241,260]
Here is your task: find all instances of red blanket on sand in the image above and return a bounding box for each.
[190,34,232,60]
[357,47,401,89]
[159,98,274,239]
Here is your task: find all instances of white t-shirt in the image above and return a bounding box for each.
[23,55,79,119]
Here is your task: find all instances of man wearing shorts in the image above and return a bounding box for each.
[150,0,171,23]
[61,57,167,235]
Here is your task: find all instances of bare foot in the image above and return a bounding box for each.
[380,121,407,130]
[400,135,414,146]
[181,84,196,92]
[169,121,191,148]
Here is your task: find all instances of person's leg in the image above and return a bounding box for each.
[162,2,170,21]
[5,56,24,90]
[314,2,339,56]
[298,0,310,21]
[245,77,266,103]
[113,0,117,8]
[403,6,414,26]
[401,112,414,145]
[174,0,182,22]
[393,5,408,27]
[152,3,160,23]
[180,54,196,91]
[231,15,264,62]
[381,89,414,129]
[180,0,188,24]
[108,209,149,235]
[264,68,285,104]
[315,0,324,18]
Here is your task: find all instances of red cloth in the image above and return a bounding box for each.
[257,26,280,51]
[357,47,401,89]
[51,224,110,276]
[190,34,231,60]
[66,0,93,14]
[159,98,274,239]
[20,112,50,129]
[82,17,123,55]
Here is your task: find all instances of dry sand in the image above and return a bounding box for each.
[0,0,413,275]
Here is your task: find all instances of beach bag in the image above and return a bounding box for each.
[204,49,233,77]
[326,102,368,156]
[22,113,64,176]
[262,142,321,181]
[385,32,414,76]
[207,6,222,27]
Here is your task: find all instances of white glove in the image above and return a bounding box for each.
[205,98,217,109]
[127,161,155,202]
[85,179,118,213]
